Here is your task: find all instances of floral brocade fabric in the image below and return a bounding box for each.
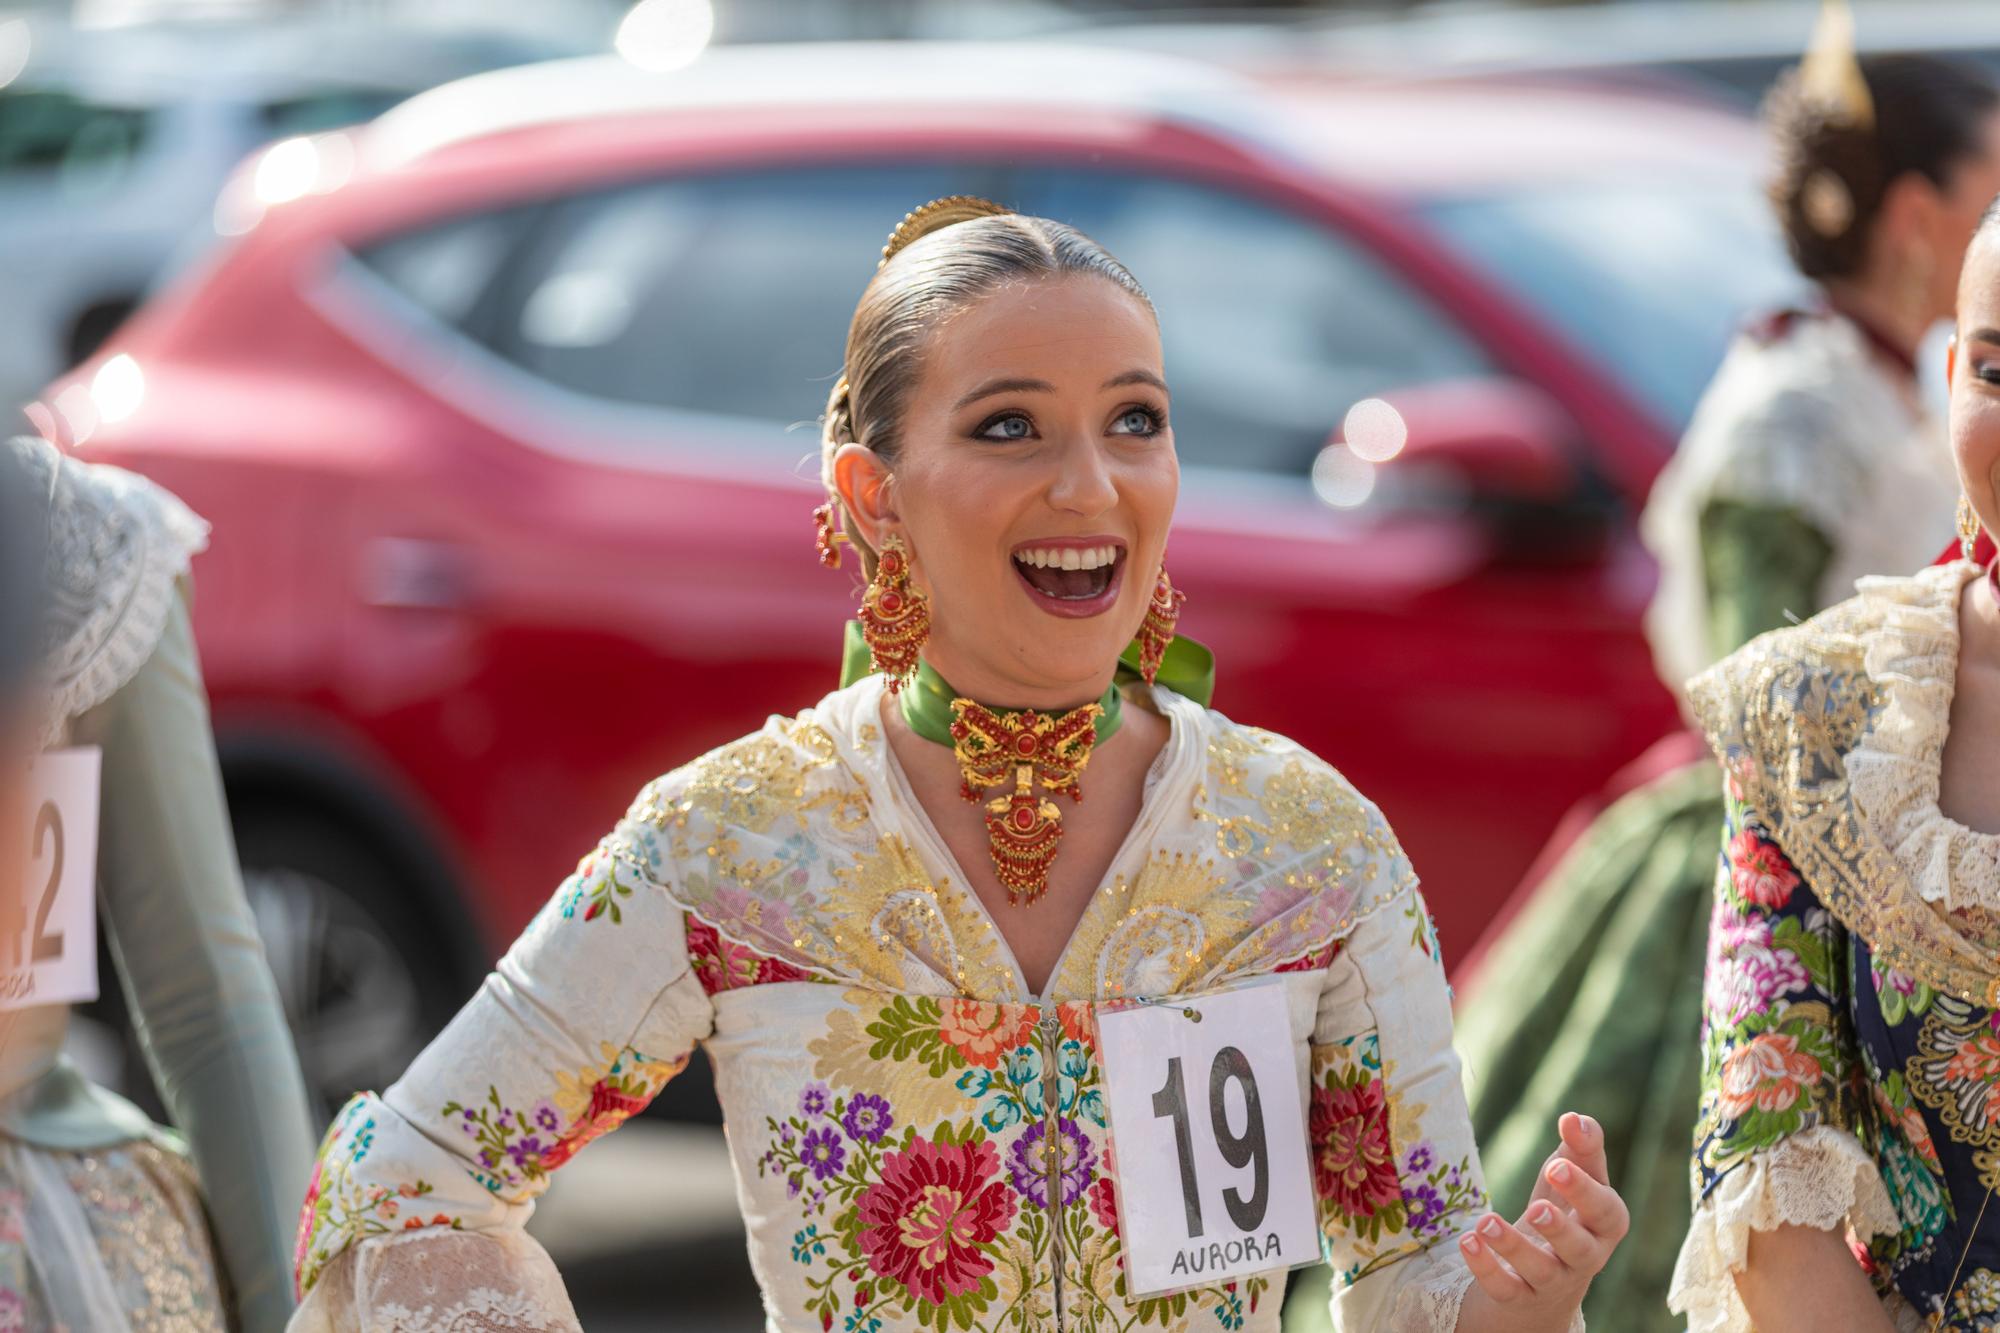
[290,677,1490,1333]
[1672,564,2000,1333]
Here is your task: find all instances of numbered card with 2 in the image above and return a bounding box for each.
[1097,979,1319,1296]
[1,747,100,1013]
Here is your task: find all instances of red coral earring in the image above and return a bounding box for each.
[1135,560,1185,685]
[859,536,929,692]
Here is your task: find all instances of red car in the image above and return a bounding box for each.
[43,43,1799,1111]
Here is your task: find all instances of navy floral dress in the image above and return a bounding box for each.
[1672,563,2000,1333]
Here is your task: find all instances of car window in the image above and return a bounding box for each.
[1421,179,1807,432]
[260,89,411,139]
[483,165,992,429]
[356,207,541,331]
[0,87,150,192]
[1008,169,1495,475]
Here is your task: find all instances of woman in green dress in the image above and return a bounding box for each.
[1410,44,2000,1333]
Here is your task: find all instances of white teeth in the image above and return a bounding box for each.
[1014,545,1124,571]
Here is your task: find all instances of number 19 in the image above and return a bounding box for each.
[1151,1047,1270,1238]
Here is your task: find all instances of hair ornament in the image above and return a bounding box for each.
[1798,0,1875,129]
[1801,167,1856,237]
[879,195,1014,269]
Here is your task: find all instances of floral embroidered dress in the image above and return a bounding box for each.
[290,675,1501,1332]
[1670,562,2000,1332]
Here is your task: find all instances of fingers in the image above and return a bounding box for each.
[1520,1197,1600,1271]
[1545,1155,1631,1245]
[1459,1223,1532,1303]
[1555,1112,1611,1185]
[1471,1212,1563,1288]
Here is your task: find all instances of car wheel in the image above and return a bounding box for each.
[235,812,464,1120]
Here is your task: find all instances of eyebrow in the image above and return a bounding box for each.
[1103,368,1170,395]
[952,369,1169,411]
[953,377,1055,411]
[1970,326,2000,346]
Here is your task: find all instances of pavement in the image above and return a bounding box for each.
[527,1120,766,1331]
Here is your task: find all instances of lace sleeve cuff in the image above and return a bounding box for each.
[288,1229,581,1333]
[1379,1257,1584,1332]
[1667,1124,1898,1333]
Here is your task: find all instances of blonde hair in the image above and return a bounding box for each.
[818,196,1153,578]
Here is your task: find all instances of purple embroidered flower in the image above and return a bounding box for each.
[800,1083,832,1118]
[534,1103,561,1134]
[800,1126,846,1181]
[1404,1181,1448,1240]
[505,1137,546,1171]
[843,1094,894,1145]
[787,1174,803,1199]
[1007,1117,1095,1207]
[1404,1144,1435,1175]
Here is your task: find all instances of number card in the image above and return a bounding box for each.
[1097,980,1319,1296]
[0,747,100,1013]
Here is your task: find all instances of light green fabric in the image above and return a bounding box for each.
[1698,499,1834,661]
[0,594,314,1333]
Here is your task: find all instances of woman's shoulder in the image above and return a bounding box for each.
[13,435,210,743]
[1688,562,1967,812]
[1185,703,1412,883]
[621,679,879,837]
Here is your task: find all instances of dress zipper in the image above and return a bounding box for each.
[1038,1007,1065,1330]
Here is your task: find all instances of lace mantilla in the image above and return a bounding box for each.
[7,436,209,748]
[1843,562,2000,912]
[1667,1124,1899,1333]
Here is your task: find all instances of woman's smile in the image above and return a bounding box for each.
[1009,536,1127,618]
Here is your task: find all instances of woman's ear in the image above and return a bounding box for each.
[832,443,899,551]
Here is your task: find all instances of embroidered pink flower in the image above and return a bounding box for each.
[1310,1077,1401,1220]
[855,1136,1016,1305]
[541,1078,655,1173]
[1718,1033,1823,1117]
[937,1001,1037,1070]
[686,916,811,994]
[1708,915,1811,1025]
[1728,829,1801,908]
[1088,1175,1121,1238]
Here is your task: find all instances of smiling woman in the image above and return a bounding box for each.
[288,197,1626,1333]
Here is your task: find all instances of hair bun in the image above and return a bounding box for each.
[880,195,1013,269]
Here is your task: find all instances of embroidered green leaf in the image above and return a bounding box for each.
[865,996,961,1076]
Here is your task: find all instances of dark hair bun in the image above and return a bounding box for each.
[1766,53,1998,279]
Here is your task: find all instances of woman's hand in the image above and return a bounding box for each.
[1455,1112,1628,1330]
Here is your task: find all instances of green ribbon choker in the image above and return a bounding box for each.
[838,620,1215,713]
[899,657,1121,748]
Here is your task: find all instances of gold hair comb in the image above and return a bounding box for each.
[879,195,1013,269]
[1799,0,1874,129]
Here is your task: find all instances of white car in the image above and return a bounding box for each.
[0,14,585,415]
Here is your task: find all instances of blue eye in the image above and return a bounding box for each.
[1112,406,1163,436]
[977,412,1035,441]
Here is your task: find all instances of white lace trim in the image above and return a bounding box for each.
[286,1229,581,1333]
[1667,1124,1899,1333]
[1845,561,2000,911]
[9,437,210,748]
[1385,1262,1584,1332]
